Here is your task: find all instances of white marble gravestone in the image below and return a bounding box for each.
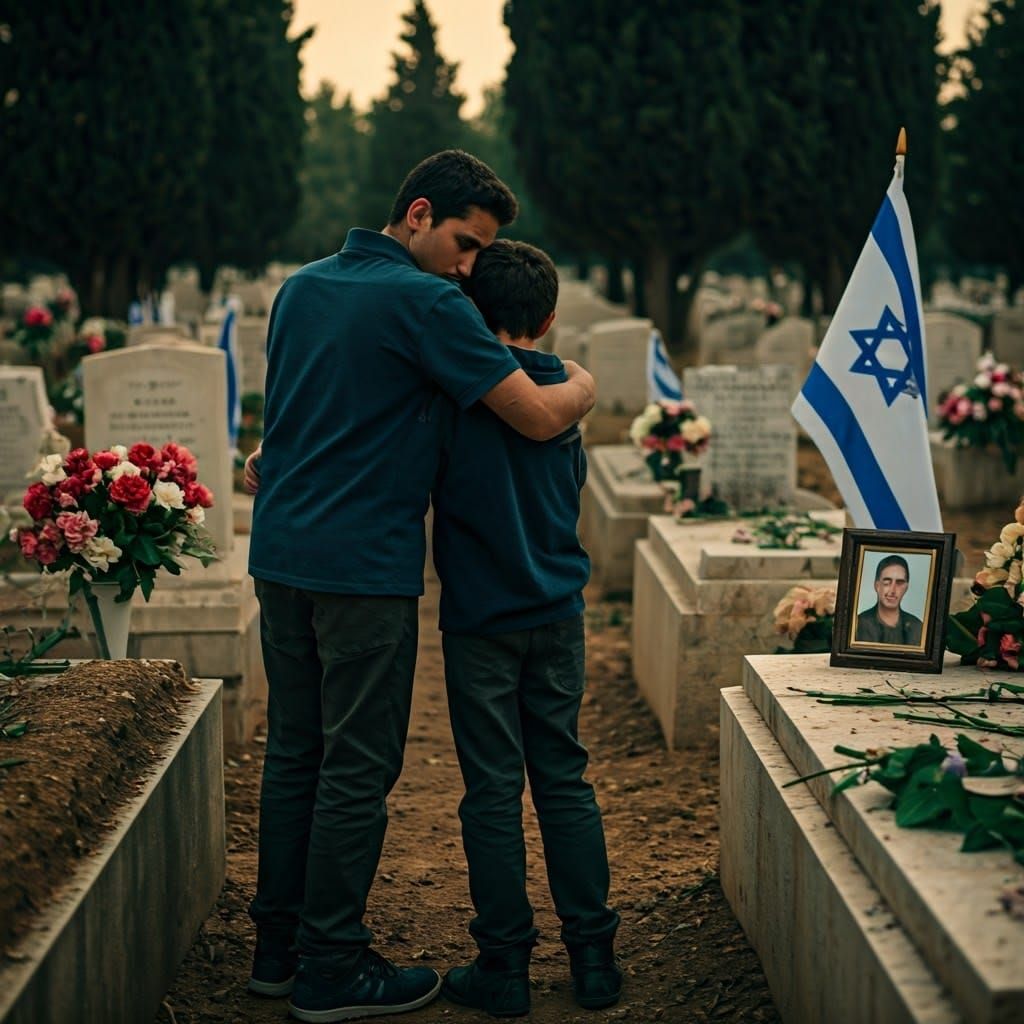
[924,311,984,428]
[585,318,653,415]
[0,366,50,502]
[555,282,626,331]
[698,312,763,366]
[990,309,1024,368]
[82,342,232,557]
[236,316,269,396]
[683,364,797,510]
[753,317,814,401]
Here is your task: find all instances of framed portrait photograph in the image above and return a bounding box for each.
[831,529,958,673]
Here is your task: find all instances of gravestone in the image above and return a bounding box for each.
[753,317,814,400]
[82,342,232,557]
[586,318,653,415]
[924,312,983,428]
[0,366,50,502]
[1,283,29,320]
[699,312,763,366]
[990,309,1024,367]
[236,316,269,396]
[555,282,626,331]
[128,325,194,347]
[683,364,797,510]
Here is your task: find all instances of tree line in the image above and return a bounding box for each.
[1,0,1021,357]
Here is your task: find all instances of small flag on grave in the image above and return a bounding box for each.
[646,328,683,402]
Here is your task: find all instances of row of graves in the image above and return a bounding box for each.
[561,277,1023,1022]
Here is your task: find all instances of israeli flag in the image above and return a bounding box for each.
[791,158,941,531]
[216,306,242,453]
[646,328,683,402]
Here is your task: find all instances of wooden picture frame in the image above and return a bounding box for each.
[831,529,958,673]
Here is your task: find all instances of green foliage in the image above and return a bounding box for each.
[195,0,309,289]
[946,0,1024,294]
[504,0,753,350]
[740,0,943,311]
[283,83,368,263]
[0,0,213,315]
[359,0,467,228]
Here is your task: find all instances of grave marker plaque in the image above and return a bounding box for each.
[0,366,49,501]
[924,312,983,428]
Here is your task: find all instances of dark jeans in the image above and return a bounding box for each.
[250,579,418,966]
[443,615,619,956]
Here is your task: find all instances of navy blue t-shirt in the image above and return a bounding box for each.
[249,229,520,594]
[431,346,590,635]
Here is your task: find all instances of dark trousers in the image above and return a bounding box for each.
[250,579,419,966]
[442,615,619,956]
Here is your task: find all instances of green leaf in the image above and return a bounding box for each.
[962,822,1001,853]
[139,570,155,602]
[133,533,162,566]
[957,734,1004,774]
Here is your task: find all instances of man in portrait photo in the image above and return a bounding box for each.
[855,554,923,646]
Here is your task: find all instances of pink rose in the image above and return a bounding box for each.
[38,521,63,546]
[999,633,1022,670]
[109,474,152,514]
[17,530,38,558]
[24,306,53,328]
[86,334,105,353]
[23,481,54,521]
[55,510,99,553]
[641,435,660,451]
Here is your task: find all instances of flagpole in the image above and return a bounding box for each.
[895,126,907,179]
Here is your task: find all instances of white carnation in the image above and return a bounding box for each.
[681,416,711,444]
[186,505,206,525]
[36,453,66,485]
[152,481,185,510]
[108,460,141,480]
[111,445,128,459]
[82,536,123,571]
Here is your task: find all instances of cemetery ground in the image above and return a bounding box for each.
[0,445,1009,1023]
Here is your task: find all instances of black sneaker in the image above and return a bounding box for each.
[568,941,622,1010]
[441,950,531,1019]
[248,928,299,997]
[288,948,441,1022]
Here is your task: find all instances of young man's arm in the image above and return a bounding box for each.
[480,360,595,441]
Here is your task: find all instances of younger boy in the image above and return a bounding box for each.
[432,240,621,1018]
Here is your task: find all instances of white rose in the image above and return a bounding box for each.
[999,522,1024,546]
[975,373,992,389]
[152,481,185,510]
[681,416,711,444]
[36,453,66,485]
[629,404,663,445]
[108,460,141,480]
[987,541,1015,567]
[186,505,206,525]
[111,445,128,459]
[82,536,123,571]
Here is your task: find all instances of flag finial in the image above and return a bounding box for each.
[896,127,907,156]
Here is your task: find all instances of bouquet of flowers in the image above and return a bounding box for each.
[947,499,1024,670]
[936,353,1024,473]
[772,584,836,653]
[9,443,217,608]
[629,400,712,483]
[7,287,77,360]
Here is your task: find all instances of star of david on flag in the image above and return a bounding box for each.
[791,150,941,532]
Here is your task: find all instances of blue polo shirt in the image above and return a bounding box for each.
[249,229,520,594]
[431,347,590,635]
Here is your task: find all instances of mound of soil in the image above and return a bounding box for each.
[0,659,190,957]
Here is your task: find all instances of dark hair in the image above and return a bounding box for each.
[874,554,910,583]
[468,239,558,340]
[388,150,518,227]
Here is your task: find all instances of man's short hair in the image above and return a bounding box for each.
[874,554,910,582]
[468,239,558,341]
[388,150,518,228]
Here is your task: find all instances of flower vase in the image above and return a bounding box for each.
[677,465,702,503]
[86,583,132,660]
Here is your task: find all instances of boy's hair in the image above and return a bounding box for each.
[469,239,558,340]
[388,150,518,228]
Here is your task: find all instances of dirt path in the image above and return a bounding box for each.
[158,567,779,1024]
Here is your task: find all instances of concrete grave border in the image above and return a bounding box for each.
[0,676,225,1024]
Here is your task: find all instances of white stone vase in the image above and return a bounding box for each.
[86,583,133,660]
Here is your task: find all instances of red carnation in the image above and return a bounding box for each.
[23,481,54,521]
[54,475,85,508]
[184,481,214,509]
[24,306,53,328]
[17,530,38,558]
[94,450,120,471]
[64,448,93,475]
[160,442,198,482]
[35,542,59,566]
[109,474,152,514]
[128,442,162,476]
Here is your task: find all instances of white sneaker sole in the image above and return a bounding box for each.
[287,973,442,1022]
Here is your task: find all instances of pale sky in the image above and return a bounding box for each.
[291,0,986,118]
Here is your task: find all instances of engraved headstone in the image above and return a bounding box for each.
[990,309,1024,368]
[586,318,653,415]
[82,343,232,556]
[0,366,50,502]
[236,316,269,396]
[924,312,984,428]
[128,324,194,347]
[684,364,797,509]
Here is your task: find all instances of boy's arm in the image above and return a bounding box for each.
[479,360,595,442]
